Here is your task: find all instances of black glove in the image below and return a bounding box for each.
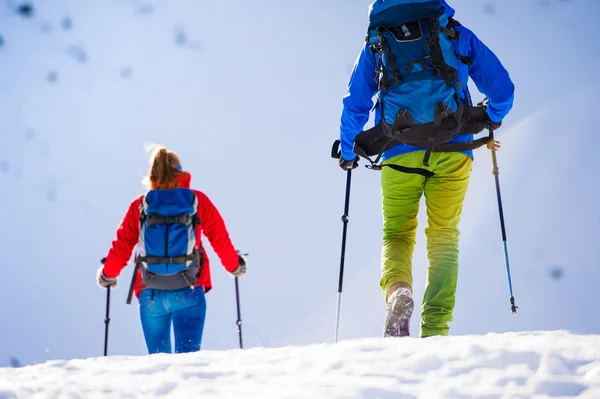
[486,115,502,131]
[231,254,247,277]
[339,156,359,171]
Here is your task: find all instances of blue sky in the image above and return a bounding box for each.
[1,0,598,366]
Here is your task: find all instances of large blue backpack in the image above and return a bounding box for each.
[136,188,203,290]
[353,0,488,169]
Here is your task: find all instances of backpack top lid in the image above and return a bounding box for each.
[439,0,455,18]
[367,0,444,40]
[144,187,197,217]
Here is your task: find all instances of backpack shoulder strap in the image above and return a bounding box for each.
[139,194,148,226]
[447,17,461,29]
[446,18,473,66]
[191,191,201,229]
[441,17,460,40]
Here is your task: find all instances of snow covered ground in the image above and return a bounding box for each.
[1,331,599,399]
[1,0,599,367]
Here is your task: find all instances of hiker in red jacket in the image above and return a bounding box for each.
[97,147,246,354]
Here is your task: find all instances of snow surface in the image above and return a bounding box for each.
[1,0,599,374]
[1,331,599,399]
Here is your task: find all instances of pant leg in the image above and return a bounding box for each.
[168,287,207,353]
[421,152,472,337]
[380,152,428,301]
[139,289,172,354]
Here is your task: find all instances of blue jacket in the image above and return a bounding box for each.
[339,1,515,161]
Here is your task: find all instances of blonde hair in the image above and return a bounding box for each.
[143,144,183,190]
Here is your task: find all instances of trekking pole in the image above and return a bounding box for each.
[234,277,243,349]
[126,247,140,305]
[100,258,111,356]
[331,140,353,343]
[126,262,140,305]
[489,128,518,315]
[104,286,111,356]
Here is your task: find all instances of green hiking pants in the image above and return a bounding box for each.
[380,151,472,337]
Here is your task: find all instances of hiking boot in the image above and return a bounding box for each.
[383,287,414,337]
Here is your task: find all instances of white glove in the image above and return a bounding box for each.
[97,266,118,289]
[230,254,247,277]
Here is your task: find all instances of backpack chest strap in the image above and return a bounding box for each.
[146,214,196,226]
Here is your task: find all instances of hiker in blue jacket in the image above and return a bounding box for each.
[338,0,514,337]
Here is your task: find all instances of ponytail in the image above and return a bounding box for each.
[144,146,183,190]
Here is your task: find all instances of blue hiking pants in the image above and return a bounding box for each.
[139,286,207,354]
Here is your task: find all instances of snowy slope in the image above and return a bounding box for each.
[1,331,599,399]
[1,0,599,368]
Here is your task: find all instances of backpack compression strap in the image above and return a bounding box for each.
[139,193,201,228]
[371,18,461,90]
[428,18,459,86]
[374,31,402,89]
[145,214,200,226]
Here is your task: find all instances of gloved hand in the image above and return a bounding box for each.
[230,253,247,277]
[97,266,118,289]
[486,139,501,151]
[339,155,359,171]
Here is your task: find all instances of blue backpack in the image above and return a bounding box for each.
[353,0,487,168]
[136,188,203,290]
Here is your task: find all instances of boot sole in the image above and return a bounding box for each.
[383,293,414,338]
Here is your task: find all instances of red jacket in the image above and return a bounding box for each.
[102,172,239,298]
